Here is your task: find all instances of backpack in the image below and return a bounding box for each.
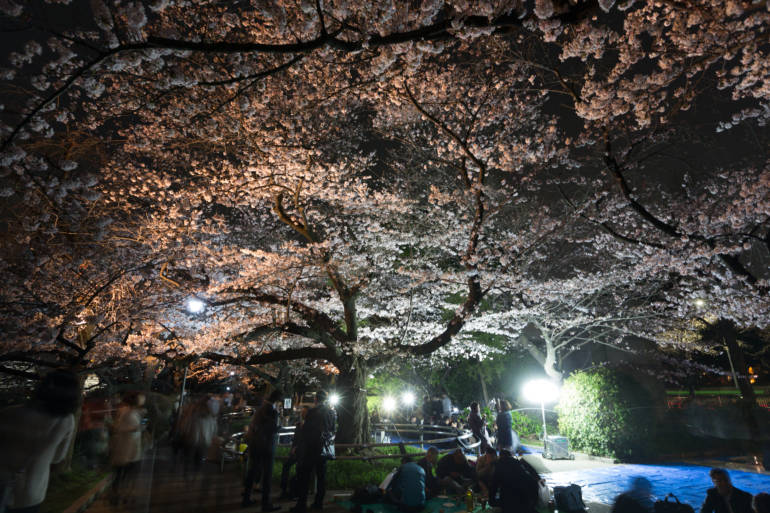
[554,484,586,513]
[654,494,695,513]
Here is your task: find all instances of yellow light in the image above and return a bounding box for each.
[750,378,756,384]
[748,366,754,374]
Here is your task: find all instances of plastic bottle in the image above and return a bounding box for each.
[465,489,474,512]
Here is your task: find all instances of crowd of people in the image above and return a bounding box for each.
[0,373,768,513]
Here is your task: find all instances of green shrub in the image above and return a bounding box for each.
[510,410,541,438]
[556,368,658,461]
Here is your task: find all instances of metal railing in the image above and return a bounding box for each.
[219,422,480,469]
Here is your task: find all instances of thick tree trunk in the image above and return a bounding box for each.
[335,359,370,445]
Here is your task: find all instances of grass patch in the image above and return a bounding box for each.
[267,445,425,491]
[41,465,108,513]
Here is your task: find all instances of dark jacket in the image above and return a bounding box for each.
[417,456,438,493]
[298,404,336,462]
[611,492,652,513]
[436,453,474,480]
[389,462,426,508]
[488,455,538,513]
[248,402,280,452]
[700,487,753,513]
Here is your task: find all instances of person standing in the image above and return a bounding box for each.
[700,468,753,513]
[441,394,452,421]
[243,390,283,511]
[495,400,519,454]
[109,391,146,506]
[468,402,489,454]
[280,406,309,500]
[292,390,337,513]
[0,369,79,513]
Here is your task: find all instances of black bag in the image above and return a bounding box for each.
[352,484,384,504]
[654,494,695,513]
[554,484,586,513]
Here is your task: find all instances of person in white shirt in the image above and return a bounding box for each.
[109,391,146,506]
[0,369,79,513]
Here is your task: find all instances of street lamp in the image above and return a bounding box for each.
[522,379,560,441]
[329,392,340,407]
[186,297,206,314]
[401,391,415,407]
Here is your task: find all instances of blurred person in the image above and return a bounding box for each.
[753,493,770,513]
[386,457,426,513]
[700,468,752,513]
[243,390,283,511]
[0,369,79,513]
[475,447,497,496]
[292,390,337,513]
[109,391,146,506]
[610,477,654,513]
[495,400,520,454]
[179,395,220,480]
[280,406,309,500]
[77,392,110,469]
[488,449,539,513]
[468,402,490,454]
[436,449,475,492]
[441,394,452,420]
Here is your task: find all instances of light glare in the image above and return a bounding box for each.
[401,391,416,406]
[329,393,340,406]
[186,297,205,313]
[523,379,560,404]
[382,396,397,412]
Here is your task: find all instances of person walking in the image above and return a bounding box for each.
[180,395,219,480]
[291,390,336,513]
[0,369,79,513]
[109,391,146,506]
[243,390,283,511]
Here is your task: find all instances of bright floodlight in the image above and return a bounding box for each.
[694,298,706,308]
[382,396,397,413]
[401,391,416,407]
[186,297,206,313]
[523,379,560,404]
[329,393,340,407]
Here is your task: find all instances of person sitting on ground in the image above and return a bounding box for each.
[475,447,497,496]
[488,449,539,513]
[610,476,654,513]
[700,468,753,513]
[753,493,770,513]
[387,456,426,513]
[436,449,475,492]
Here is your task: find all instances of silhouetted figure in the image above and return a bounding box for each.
[753,493,770,513]
[700,468,753,513]
[243,390,283,511]
[468,402,490,454]
[292,390,336,513]
[280,406,309,499]
[495,400,520,453]
[436,449,475,491]
[0,369,79,513]
[611,477,654,513]
[488,449,539,513]
[179,395,219,479]
[476,447,497,496]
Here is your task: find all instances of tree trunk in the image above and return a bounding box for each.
[335,359,370,445]
[717,320,759,445]
[479,367,489,406]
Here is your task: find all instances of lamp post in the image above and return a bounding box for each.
[522,379,560,443]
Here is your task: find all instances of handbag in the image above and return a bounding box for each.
[654,494,695,513]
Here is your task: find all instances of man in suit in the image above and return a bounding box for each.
[700,468,753,513]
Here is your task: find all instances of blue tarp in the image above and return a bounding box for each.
[545,464,770,507]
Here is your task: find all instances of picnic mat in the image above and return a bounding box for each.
[339,497,487,513]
